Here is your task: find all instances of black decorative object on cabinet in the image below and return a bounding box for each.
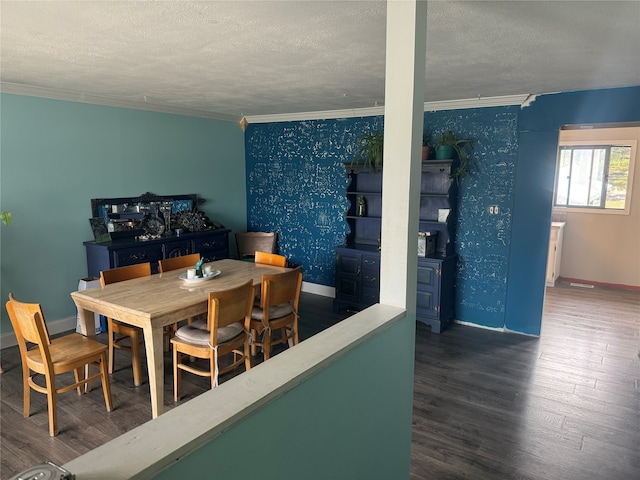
[334,161,458,333]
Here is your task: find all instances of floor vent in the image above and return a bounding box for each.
[570,282,595,288]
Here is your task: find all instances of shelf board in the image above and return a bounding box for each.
[347,191,382,196]
[419,219,447,224]
[347,216,382,220]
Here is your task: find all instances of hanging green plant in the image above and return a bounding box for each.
[350,130,384,172]
[435,131,474,180]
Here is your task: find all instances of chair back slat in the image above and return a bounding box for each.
[235,232,277,259]
[158,253,201,273]
[255,251,286,267]
[6,294,50,347]
[208,280,254,345]
[100,262,152,286]
[261,267,303,309]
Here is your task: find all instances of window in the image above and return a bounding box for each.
[554,145,632,210]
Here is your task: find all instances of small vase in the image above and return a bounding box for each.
[422,146,430,161]
[357,196,367,217]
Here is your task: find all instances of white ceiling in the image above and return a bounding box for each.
[1,1,639,121]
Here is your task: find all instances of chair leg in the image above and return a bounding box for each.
[22,369,30,418]
[293,321,299,346]
[45,374,58,436]
[73,367,83,395]
[173,348,181,402]
[108,319,116,374]
[244,339,252,371]
[263,329,272,361]
[287,323,299,348]
[130,329,142,387]
[210,355,217,390]
[99,353,113,412]
[250,329,258,357]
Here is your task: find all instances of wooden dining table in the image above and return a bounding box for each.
[72,258,289,418]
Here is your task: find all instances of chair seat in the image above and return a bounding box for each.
[174,319,244,346]
[25,334,108,372]
[251,302,294,321]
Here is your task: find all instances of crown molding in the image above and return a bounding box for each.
[0,82,239,122]
[1,82,531,125]
[246,94,532,124]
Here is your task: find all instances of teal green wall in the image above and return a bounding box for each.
[0,93,246,335]
[153,314,415,480]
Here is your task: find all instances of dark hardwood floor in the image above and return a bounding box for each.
[411,282,640,479]
[2,285,639,479]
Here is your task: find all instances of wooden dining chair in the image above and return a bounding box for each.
[250,266,303,362]
[5,293,112,436]
[171,280,254,401]
[158,253,201,274]
[254,251,286,267]
[235,231,277,260]
[100,262,151,387]
[158,253,202,340]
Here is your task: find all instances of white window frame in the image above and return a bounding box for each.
[555,127,637,216]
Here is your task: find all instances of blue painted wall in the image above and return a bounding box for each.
[245,86,640,335]
[245,107,519,327]
[0,94,246,336]
[505,86,640,334]
[245,118,382,284]
[425,108,519,329]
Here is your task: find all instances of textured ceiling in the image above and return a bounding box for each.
[1,1,639,121]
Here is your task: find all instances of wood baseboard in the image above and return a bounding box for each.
[558,277,640,291]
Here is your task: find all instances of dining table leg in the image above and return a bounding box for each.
[143,325,166,418]
[77,307,98,392]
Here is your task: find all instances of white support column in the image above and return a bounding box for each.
[379,0,427,311]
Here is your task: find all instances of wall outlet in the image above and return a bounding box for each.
[489,205,499,215]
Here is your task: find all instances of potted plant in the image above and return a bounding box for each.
[422,133,433,161]
[435,131,474,180]
[351,130,384,172]
[1,211,12,226]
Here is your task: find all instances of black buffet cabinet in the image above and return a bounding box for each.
[84,229,230,277]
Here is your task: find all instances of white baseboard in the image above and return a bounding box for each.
[1,283,335,350]
[301,282,334,298]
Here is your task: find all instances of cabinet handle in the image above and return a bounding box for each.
[201,241,217,248]
[436,268,441,276]
[364,275,378,282]
[128,253,147,261]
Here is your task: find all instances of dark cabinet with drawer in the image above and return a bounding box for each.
[416,255,457,333]
[333,246,380,312]
[334,160,458,332]
[84,229,230,277]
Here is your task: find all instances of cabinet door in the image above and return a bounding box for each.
[192,232,229,262]
[162,240,191,259]
[336,275,360,303]
[335,250,362,303]
[416,259,441,318]
[336,251,362,275]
